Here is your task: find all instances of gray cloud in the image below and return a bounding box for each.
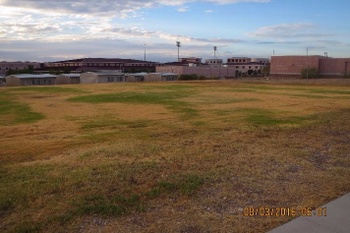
[248,23,331,39]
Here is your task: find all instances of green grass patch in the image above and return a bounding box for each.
[69,91,198,118]
[237,108,315,126]
[78,194,142,216]
[0,92,44,125]
[146,174,205,198]
[12,86,87,94]
[81,117,149,130]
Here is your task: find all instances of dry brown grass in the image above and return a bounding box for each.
[0,80,349,233]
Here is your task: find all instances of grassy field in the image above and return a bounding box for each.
[0,80,350,233]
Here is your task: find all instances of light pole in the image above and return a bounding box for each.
[214,46,217,59]
[176,41,181,61]
[306,47,309,79]
[144,43,147,61]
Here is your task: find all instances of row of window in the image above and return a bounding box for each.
[50,63,156,67]
[228,59,249,63]
[22,79,54,85]
[107,76,124,82]
[0,67,26,70]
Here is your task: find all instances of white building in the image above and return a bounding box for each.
[205,59,223,66]
[80,71,125,84]
[5,74,57,86]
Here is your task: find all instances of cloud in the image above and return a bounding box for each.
[177,6,190,12]
[0,0,270,17]
[248,23,331,39]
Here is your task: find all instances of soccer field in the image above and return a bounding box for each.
[1,80,350,233]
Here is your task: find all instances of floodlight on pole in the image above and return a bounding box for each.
[176,41,181,61]
[214,46,217,59]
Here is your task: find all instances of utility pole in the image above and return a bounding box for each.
[176,41,181,62]
[306,47,309,79]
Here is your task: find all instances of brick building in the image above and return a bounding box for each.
[43,58,159,73]
[0,61,41,75]
[271,56,350,78]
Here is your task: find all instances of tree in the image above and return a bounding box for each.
[301,67,318,79]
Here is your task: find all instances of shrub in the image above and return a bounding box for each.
[301,67,319,79]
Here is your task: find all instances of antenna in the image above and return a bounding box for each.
[176,41,181,61]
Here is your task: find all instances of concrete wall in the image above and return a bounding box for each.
[56,75,72,85]
[80,73,99,83]
[319,58,350,77]
[271,56,350,78]
[5,76,21,86]
[80,72,125,83]
[270,56,321,76]
[156,66,237,78]
[6,76,56,86]
[144,74,162,82]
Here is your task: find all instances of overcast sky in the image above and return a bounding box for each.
[0,0,349,62]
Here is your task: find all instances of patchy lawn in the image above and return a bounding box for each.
[0,80,349,233]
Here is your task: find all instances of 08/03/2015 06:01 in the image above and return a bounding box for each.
[243,207,327,217]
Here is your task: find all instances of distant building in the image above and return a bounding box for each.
[0,61,41,75]
[5,74,56,86]
[126,72,178,82]
[270,56,350,78]
[80,71,125,84]
[205,59,223,66]
[227,57,252,64]
[251,58,270,66]
[178,57,202,66]
[56,74,80,85]
[43,58,159,73]
[226,57,268,76]
[0,76,5,87]
[157,64,237,79]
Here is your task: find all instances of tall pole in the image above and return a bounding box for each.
[306,47,309,79]
[214,46,217,59]
[144,43,147,61]
[176,41,181,62]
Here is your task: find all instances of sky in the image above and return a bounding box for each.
[0,0,349,62]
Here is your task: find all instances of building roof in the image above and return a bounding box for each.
[83,71,124,76]
[49,58,158,65]
[126,72,149,76]
[58,73,81,78]
[6,74,57,79]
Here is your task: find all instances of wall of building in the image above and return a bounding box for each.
[270,56,321,76]
[319,58,350,77]
[0,77,5,87]
[156,66,237,78]
[271,56,350,78]
[5,76,56,86]
[0,62,41,75]
[80,73,99,83]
